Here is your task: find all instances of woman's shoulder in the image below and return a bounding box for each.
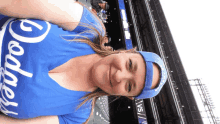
[81,6,105,33]
[72,6,105,41]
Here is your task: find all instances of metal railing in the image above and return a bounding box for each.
[127,0,161,123]
[127,0,143,51]
[144,0,187,123]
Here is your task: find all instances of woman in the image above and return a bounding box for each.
[0,0,168,124]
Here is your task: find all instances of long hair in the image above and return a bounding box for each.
[62,24,137,123]
[63,1,137,123]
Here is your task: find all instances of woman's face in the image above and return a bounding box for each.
[91,52,146,97]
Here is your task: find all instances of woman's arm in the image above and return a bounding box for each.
[0,114,59,124]
[0,0,83,31]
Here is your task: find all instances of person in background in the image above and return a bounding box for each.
[90,0,109,15]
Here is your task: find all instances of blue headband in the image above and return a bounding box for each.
[136,51,168,99]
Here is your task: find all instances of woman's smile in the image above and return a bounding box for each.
[109,65,113,87]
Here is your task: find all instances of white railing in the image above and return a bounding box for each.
[127,0,143,51]
[144,0,186,123]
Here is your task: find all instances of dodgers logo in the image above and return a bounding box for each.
[0,18,51,116]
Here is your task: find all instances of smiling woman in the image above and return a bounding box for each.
[0,0,167,124]
[91,52,146,97]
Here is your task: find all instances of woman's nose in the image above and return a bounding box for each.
[112,70,131,85]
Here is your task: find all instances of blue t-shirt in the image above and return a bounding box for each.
[0,7,104,124]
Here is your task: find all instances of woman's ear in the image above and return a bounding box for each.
[103,36,108,44]
[101,36,113,51]
[104,46,113,51]
[134,47,137,51]
[100,36,108,45]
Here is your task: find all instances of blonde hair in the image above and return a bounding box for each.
[63,1,137,123]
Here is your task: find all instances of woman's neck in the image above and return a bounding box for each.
[64,54,102,92]
[49,53,102,92]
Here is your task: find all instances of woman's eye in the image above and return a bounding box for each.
[129,59,132,70]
